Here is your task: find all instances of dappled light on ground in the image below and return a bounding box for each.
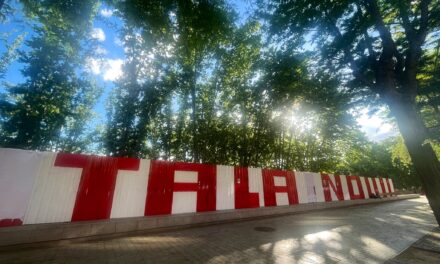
[0,197,436,264]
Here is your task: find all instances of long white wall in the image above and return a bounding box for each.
[0,148,395,227]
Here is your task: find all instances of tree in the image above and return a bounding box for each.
[0,0,101,152]
[0,34,25,80]
[266,0,440,225]
[105,7,362,172]
[418,39,440,142]
[0,1,25,80]
[0,0,425,207]
[0,0,11,21]
[105,25,175,157]
[339,133,421,189]
[112,0,234,162]
[389,136,422,189]
[0,28,100,151]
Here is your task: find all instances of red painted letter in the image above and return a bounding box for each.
[145,161,216,216]
[379,178,388,196]
[321,173,344,202]
[346,175,365,200]
[234,167,260,209]
[55,153,140,221]
[262,169,298,206]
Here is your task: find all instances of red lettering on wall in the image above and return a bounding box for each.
[386,178,393,196]
[371,178,379,194]
[0,218,22,227]
[262,169,298,206]
[55,153,140,221]
[321,173,344,202]
[379,177,387,196]
[346,175,365,200]
[145,161,216,216]
[234,167,259,209]
[363,177,373,198]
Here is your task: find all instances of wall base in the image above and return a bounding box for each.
[0,194,419,247]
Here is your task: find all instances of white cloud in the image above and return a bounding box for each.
[100,8,114,17]
[103,59,123,81]
[86,58,123,81]
[91,28,106,42]
[86,58,101,74]
[356,112,397,141]
[114,37,123,46]
[95,46,108,55]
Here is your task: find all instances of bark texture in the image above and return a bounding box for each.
[383,91,440,225]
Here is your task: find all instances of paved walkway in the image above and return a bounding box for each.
[386,226,440,263]
[0,197,437,264]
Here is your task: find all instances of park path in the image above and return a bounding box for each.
[0,197,437,264]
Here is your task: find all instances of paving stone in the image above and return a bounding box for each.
[385,227,440,264]
[412,228,440,253]
[0,197,436,264]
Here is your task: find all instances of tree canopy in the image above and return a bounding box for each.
[265,0,440,223]
[0,0,439,222]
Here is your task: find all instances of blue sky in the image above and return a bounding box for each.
[0,0,397,141]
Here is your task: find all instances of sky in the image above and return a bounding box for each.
[356,109,396,141]
[0,1,397,142]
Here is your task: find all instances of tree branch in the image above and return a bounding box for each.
[400,0,431,100]
[362,32,378,69]
[418,0,431,42]
[323,13,374,89]
[397,1,416,40]
[363,0,399,61]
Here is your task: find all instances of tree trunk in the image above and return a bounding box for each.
[384,91,440,225]
[191,71,198,163]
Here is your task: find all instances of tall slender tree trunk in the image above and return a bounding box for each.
[191,65,198,163]
[384,91,440,225]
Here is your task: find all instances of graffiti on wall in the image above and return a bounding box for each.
[0,148,394,227]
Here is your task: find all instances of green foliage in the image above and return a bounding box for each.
[417,40,440,142]
[106,0,235,161]
[105,13,363,172]
[2,0,437,192]
[105,25,175,157]
[0,0,13,22]
[0,0,101,152]
[0,33,25,79]
[339,134,421,189]
[0,29,100,151]
[264,0,440,201]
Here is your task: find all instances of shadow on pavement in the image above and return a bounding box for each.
[0,197,437,264]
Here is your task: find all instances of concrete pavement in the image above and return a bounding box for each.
[0,197,437,264]
[386,227,440,263]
